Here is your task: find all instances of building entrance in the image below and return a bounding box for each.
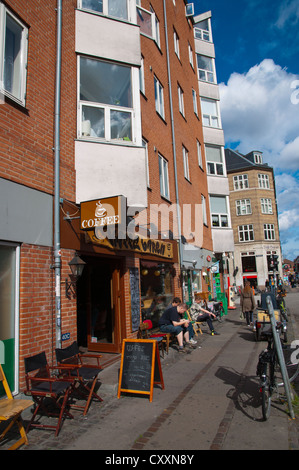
[76,256,123,353]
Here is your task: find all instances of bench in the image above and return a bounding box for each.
[0,364,33,450]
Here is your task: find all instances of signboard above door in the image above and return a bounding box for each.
[80,195,126,231]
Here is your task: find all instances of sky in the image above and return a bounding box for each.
[193,0,299,262]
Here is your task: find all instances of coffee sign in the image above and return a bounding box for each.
[80,196,126,230]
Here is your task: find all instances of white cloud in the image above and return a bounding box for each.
[219,59,299,259]
[219,59,299,172]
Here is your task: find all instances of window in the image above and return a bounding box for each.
[264,224,275,240]
[241,253,257,273]
[210,196,229,227]
[0,4,28,106]
[139,55,145,95]
[150,6,160,47]
[79,57,133,142]
[174,29,180,59]
[182,146,190,181]
[205,145,224,175]
[188,43,194,68]
[142,139,149,187]
[197,140,202,167]
[201,195,207,225]
[154,76,164,119]
[197,54,215,83]
[236,199,251,216]
[194,19,211,42]
[233,174,249,190]
[159,154,169,199]
[192,89,198,116]
[80,0,128,20]
[201,98,219,128]
[254,152,263,164]
[261,198,273,214]
[178,85,184,116]
[238,224,254,242]
[137,5,153,36]
[258,173,270,189]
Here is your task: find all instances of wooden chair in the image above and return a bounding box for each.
[0,364,33,450]
[24,352,74,437]
[186,309,203,336]
[55,341,103,416]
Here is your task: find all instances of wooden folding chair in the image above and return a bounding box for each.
[55,341,103,416]
[24,352,74,437]
[186,309,203,336]
[0,364,33,450]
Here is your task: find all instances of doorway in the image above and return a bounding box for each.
[76,256,123,353]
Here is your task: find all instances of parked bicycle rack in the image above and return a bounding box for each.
[266,296,295,420]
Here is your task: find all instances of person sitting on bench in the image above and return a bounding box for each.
[158,303,194,352]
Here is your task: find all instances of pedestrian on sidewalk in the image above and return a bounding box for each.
[240,280,256,326]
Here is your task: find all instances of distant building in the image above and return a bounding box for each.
[225,149,283,289]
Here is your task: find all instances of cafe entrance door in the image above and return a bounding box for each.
[76,256,123,353]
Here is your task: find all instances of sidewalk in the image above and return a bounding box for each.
[2,294,299,451]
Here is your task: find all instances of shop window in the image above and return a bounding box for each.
[241,254,256,273]
[140,262,174,327]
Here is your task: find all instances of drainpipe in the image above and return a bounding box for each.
[162,0,184,296]
[54,0,62,349]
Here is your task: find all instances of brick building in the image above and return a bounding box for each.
[225,148,283,289]
[0,0,214,393]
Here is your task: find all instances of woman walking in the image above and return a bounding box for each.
[240,280,256,326]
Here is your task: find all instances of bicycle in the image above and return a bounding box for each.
[256,323,298,420]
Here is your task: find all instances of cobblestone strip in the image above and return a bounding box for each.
[131,329,239,450]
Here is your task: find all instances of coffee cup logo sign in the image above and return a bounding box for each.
[80,196,125,230]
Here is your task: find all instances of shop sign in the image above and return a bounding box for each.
[80,196,126,230]
[86,231,173,259]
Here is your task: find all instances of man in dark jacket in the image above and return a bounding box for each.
[159,303,192,352]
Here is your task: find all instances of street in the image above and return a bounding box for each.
[11,288,298,453]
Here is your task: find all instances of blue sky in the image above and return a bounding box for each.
[194,0,299,262]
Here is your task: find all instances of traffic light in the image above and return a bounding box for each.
[269,255,279,271]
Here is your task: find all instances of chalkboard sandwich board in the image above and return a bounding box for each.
[117,339,164,402]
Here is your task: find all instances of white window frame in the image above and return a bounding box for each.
[142,138,149,187]
[182,145,190,181]
[174,29,180,59]
[194,26,211,42]
[159,153,170,199]
[150,6,160,47]
[197,140,202,168]
[178,84,185,116]
[139,55,145,95]
[264,224,275,240]
[205,145,224,176]
[236,199,251,216]
[0,3,28,106]
[196,54,216,83]
[238,224,254,242]
[154,76,165,119]
[78,56,135,143]
[233,174,249,190]
[261,198,273,214]
[201,195,207,225]
[79,0,129,20]
[188,42,194,68]
[210,195,229,228]
[258,173,270,189]
[192,88,198,116]
[201,98,220,128]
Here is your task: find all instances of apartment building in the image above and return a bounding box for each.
[0,0,214,392]
[193,11,234,300]
[225,148,283,289]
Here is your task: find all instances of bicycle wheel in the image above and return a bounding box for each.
[261,362,273,420]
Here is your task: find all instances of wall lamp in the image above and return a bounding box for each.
[65,254,86,299]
